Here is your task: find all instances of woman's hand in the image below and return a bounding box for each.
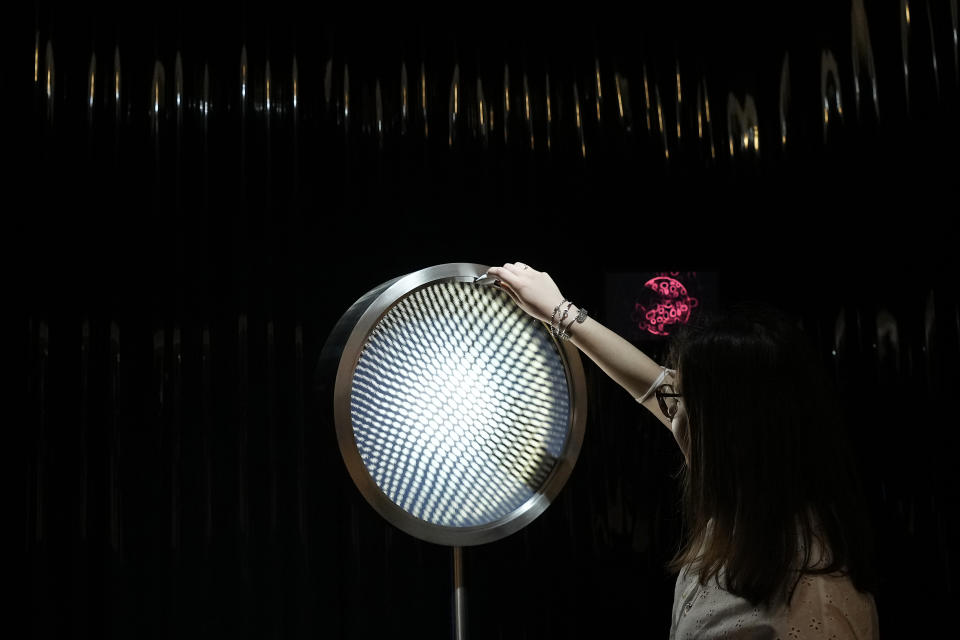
[485,262,566,324]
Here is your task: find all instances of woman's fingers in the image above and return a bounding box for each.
[485,261,562,322]
[486,265,513,286]
[501,262,534,275]
[487,264,528,305]
[498,280,523,307]
[490,262,534,285]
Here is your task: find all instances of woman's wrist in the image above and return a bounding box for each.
[549,301,588,341]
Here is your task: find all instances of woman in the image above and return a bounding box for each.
[484,262,879,640]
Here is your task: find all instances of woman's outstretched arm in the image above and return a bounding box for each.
[486,262,674,432]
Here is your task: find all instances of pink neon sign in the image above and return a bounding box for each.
[631,274,699,336]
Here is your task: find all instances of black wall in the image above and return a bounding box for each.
[19,2,959,638]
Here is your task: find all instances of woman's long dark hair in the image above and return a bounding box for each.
[665,301,877,606]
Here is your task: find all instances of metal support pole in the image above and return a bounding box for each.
[452,546,467,640]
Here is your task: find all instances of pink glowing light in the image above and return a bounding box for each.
[631,275,699,336]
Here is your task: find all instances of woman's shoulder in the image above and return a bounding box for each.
[787,519,879,639]
[672,569,878,640]
[784,572,879,640]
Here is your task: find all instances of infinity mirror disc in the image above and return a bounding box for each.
[324,263,587,546]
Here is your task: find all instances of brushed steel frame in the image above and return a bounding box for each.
[332,262,587,546]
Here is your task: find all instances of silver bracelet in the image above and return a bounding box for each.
[551,300,567,333]
[560,306,586,339]
[554,303,586,341]
[553,301,574,338]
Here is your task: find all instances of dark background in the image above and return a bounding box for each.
[18,1,959,638]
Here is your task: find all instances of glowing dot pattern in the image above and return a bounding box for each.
[350,281,571,528]
[632,275,700,336]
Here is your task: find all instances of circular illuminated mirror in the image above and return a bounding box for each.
[320,263,587,546]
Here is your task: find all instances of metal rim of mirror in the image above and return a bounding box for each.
[326,262,588,546]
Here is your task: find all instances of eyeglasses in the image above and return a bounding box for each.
[655,383,682,420]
